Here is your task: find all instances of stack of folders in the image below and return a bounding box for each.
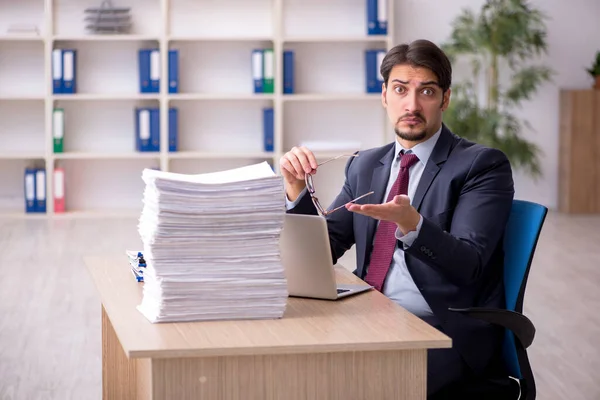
[135,161,289,323]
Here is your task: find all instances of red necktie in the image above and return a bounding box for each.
[365,152,419,292]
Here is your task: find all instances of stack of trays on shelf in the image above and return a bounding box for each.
[84,0,132,34]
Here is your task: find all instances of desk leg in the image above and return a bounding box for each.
[148,349,426,400]
[102,305,151,400]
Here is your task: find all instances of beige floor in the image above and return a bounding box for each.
[0,211,598,400]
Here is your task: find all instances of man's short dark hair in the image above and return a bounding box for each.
[380,39,452,92]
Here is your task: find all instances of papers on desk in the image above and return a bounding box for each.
[135,161,289,323]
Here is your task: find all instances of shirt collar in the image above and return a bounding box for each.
[394,125,443,166]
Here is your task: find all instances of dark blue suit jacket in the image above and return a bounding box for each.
[288,124,515,375]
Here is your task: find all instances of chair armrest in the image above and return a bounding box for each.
[448,307,535,348]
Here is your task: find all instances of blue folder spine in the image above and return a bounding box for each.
[34,168,46,213]
[150,108,160,151]
[365,50,378,93]
[367,0,378,35]
[252,49,263,93]
[263,108,274,152]
[62,49,77,94]
[283,50,294,94]
[52,49,63,94]
[168,49,179,94]
[135,108,151,152]
[24,168,36,213]
[138,49,151,93]
[169,108,178,152]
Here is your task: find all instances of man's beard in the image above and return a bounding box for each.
[394,112,428,141]
[394,127,427,142]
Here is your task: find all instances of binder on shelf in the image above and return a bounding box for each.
[366,0,387,35]
[263,107,274,152]
[150,108,160,151]
[283,50,294,94]
[169,108,178,152]
[262,49,274,94]
[54,167,65,213]
[24,168,36,213]
[52,49,63,94]
[377,0,388,35]
[150,49,160,93]
[138,49,151,93]
[168,49,179,94]
[35,168,46,213]
[53,108,64,153]
[135,108,153,152]
[62,49,77,94]
[365,49,385,93]
[252,49,263,93]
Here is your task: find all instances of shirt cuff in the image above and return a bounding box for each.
[285,187,307,210]
[395,214,423,248]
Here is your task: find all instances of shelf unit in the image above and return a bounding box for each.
[0,0,395,217]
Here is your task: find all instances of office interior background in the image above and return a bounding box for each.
[0,0,598,398]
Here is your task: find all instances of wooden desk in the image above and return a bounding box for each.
[85,257,451,400]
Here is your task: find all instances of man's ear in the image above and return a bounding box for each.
[441,88,451,110]
[381,83,388,108]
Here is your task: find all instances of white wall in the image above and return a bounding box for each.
[394,0,600,210]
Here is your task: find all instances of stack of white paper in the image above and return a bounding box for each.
[136,162,289,323]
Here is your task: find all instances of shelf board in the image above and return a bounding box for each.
[0,211,48,219]
[0,35,44,42]
[52,93,160,101]
[168,93,275,101]
[0,153,46,160]
[283,93,381,101]
[283,36,390,43]
[169,36,273,42]
[168,151,275,160]
[53,152,160,160]
[53,35,159,42]
[0,94,45,101]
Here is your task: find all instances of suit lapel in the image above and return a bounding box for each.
[412,124,455,211]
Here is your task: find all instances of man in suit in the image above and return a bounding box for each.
[279,39,515,397]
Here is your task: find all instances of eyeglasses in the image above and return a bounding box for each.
[305,154,375,217]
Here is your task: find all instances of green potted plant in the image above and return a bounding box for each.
[441,0,554,179]
[586,51,600,89]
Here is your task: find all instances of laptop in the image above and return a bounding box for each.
[279,213,373,300]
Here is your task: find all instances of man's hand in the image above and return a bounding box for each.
[279,146,318,202]
[345,194,421,235]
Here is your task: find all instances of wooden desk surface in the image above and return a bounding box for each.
[85,256,451,359]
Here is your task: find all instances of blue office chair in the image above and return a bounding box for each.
[447,199,548,400]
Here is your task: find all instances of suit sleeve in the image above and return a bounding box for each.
[286,156,358,264]
[405,147,514,287]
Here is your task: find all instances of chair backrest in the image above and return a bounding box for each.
[501,199,548,378]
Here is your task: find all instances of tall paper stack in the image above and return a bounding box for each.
[136,162,289,323]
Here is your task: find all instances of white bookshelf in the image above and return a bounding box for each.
[0,0,394,218]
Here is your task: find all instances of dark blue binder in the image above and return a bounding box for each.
[283,50,294,94]
[24,168,36,213]
[263,108,274,152]
[150,108,160,151]
[138,49,151,93]
[365,50,379,93]
[52,49,63,94]
[34,168,46,213]
[169,108,178,152]
[62,49,77,94]
[168,49,179,93]
[135,108,152,152]
[252,49,263,93]
[367,0,379,35]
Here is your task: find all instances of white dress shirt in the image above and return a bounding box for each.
[286,127,442,317]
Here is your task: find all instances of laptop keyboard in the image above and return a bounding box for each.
[337,288,350,294]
